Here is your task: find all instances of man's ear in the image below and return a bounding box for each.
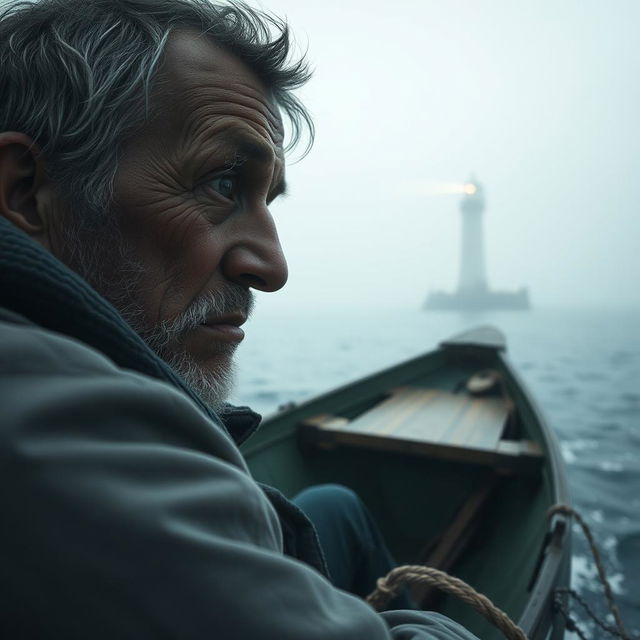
[0,132,51,241]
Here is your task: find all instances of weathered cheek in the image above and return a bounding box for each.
[135,209,223,323]
[161,204,228,277]
[183,227,225,281]
[157,222,226,320]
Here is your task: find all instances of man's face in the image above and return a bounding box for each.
[70,32,289,408]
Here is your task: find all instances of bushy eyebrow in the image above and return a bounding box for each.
[218,132,287,201]
[222,133,277,165]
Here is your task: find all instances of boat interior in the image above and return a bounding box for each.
[241,346,556,639]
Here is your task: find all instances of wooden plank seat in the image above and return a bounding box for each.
[300,386,543,473]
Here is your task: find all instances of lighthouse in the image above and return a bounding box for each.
[458,181,488,295]
[425,179,530,311]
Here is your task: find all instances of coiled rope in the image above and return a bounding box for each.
[367,564,527,640]
[367,504,634,640]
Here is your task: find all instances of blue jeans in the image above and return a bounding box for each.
[293,484,414,609]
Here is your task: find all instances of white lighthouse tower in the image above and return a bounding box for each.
[457,181,488,295]
[425,179,530,311]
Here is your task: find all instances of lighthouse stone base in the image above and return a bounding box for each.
[424,287,530,311]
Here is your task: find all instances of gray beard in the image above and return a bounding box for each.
[60,211,253,413]
[136,287,254,413]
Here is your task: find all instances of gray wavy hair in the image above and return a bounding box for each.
[0,0,312,215]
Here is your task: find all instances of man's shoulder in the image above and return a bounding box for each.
[0,305,122,377]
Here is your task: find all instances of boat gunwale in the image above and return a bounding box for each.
[495,349,571,638]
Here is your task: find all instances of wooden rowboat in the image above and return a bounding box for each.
[241,327,571,640]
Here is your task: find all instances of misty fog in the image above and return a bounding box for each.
[248,0,640,313]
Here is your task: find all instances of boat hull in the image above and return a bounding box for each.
[241,327,571,640]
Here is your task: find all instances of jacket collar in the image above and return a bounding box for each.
[219,404,262,446]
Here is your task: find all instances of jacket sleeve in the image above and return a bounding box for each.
[0,319,478,640]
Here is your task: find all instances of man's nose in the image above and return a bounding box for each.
[221,209,288,292]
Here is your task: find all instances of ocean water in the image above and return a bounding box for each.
[232,307,640,638]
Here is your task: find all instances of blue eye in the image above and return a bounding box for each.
[208,174,237,200]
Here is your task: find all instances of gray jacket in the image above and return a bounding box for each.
[0,219,479,639]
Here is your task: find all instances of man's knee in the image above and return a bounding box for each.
[293,483,362,517]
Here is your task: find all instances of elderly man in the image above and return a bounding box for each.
[0,0,479,638]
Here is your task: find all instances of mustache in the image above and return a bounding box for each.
[143,284,254,350]
[174,284,254,333]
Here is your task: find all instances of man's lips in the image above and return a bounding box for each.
[198,312,247,343]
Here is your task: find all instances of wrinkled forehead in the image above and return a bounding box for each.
[153,30,285,155]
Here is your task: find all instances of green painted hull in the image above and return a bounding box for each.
[241,327,571,640]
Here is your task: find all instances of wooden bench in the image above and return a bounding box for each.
[300,386,542,473]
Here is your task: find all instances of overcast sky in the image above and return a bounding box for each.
[247,0,640,312]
